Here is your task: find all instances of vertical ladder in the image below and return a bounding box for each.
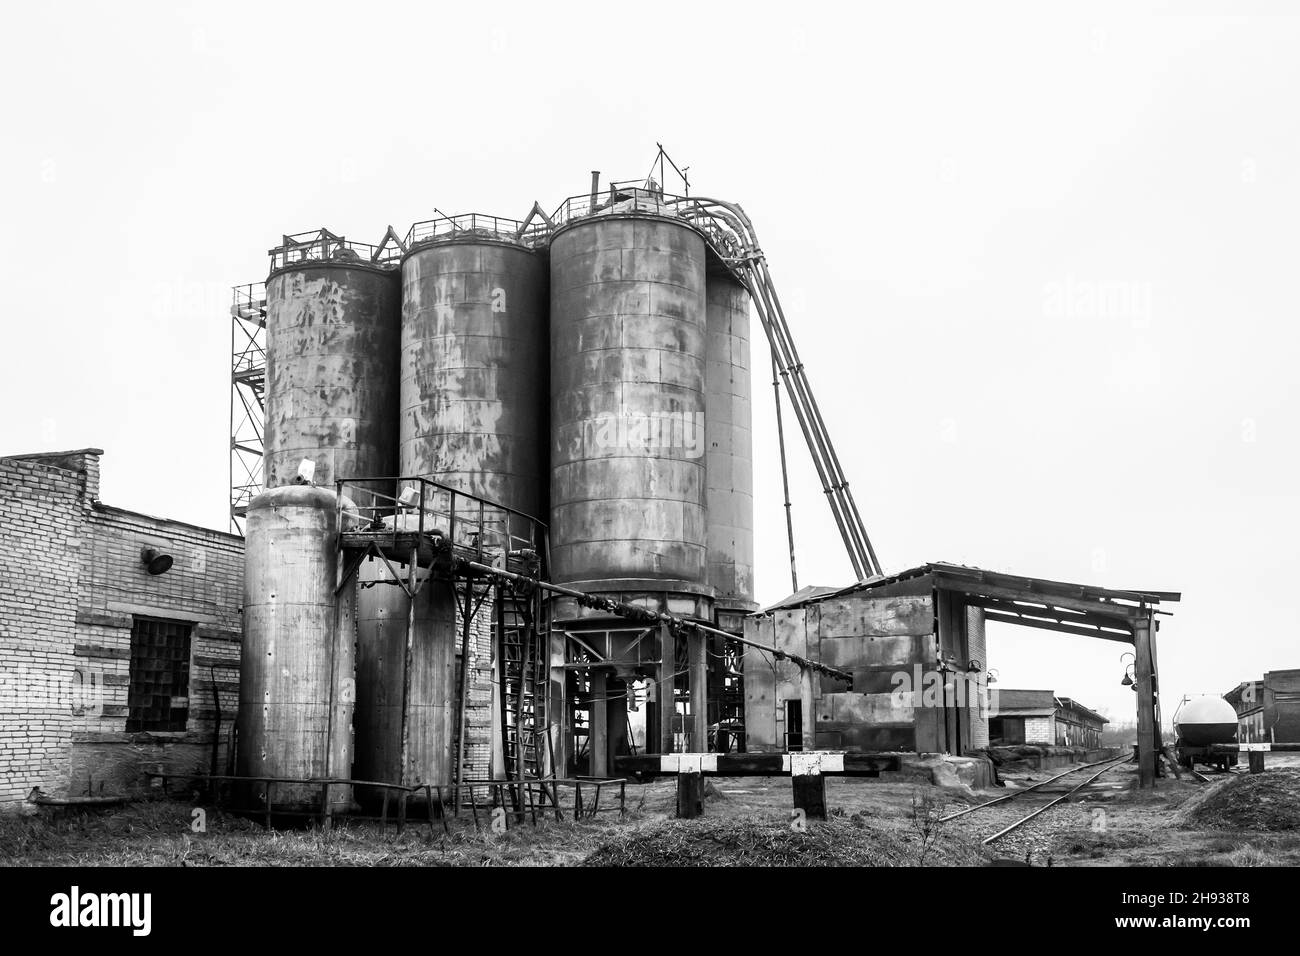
[498,587,545,781]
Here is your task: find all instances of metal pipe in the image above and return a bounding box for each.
[771,352,798,593]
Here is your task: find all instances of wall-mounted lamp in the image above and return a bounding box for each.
[141,547,173,575]
[986,668,999,685]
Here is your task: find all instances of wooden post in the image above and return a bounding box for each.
[590,670,608,778]
[791,774,827,820]
[689,629,708,753]
[659,623,676,754]
[1249,750,1266,774]
[799,665,816,752]
[1133,615,1156,789]
[676,772,704,819]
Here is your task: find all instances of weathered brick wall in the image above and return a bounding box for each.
[1024,715,1054,744]
[1,449,245,810]
[71,504,244,794]
[452,587,496,781]
[966,606,989,749]
[0,456,87,809]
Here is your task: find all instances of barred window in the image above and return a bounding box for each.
[126,617,192,732]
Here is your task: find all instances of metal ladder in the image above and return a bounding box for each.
[498,587,546,781]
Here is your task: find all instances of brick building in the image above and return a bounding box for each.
[0,449,243,812]
[988,690,1108,749]
[1,448,508,813]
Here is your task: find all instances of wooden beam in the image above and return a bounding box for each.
[970,597,1136,637]
[980,609,1134,643]
[1133,614,1156,789]
[935,575,1143,623]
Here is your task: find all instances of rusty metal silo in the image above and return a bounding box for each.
[238,485,355,812]
[549,213,711,617]
[704,271,755,622]
[263,242,400,500]
[352,560,457,795]
[399,230,548,517]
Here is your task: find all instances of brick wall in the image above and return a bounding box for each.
[0,450,245,811]
[71,504,244,794]
[0,455,86,807]
[967,606,989,749]
[452,586,496,781]
[1024,716,1054,744]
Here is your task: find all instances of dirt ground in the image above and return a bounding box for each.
[3,757,1297,866]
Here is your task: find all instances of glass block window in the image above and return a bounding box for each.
[126,617,192,732]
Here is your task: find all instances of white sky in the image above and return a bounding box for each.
[3,1,1297,726]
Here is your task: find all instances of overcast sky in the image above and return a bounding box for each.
[3,1,1296,725]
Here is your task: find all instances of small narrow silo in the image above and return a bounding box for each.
[352,560,458,796]
[549,212,711,615]
[263,246,400,502]
[704,271,756,622]
[399,233,548,517]
[238,485,355,812]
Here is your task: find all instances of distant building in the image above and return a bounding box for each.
[1225,670,1300,743]
[989,689,1108,749]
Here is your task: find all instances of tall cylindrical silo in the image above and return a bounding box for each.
[550,214,710,616]
[399,236,548,519]
[704,271,755,622]
[263,251,400,502]
[238,485,355,812]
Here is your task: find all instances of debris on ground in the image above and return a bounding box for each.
[1172,769,1300,832]
[582,816,985,867]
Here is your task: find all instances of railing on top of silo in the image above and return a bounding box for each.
[403,212,528,249]
[266,228,403,273]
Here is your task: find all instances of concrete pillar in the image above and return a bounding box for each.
[590,670,608,778]
[659,623,676,754]
[799,665,816,752]
[689,630,708,752]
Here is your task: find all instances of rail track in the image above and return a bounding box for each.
[940,753,1132,846]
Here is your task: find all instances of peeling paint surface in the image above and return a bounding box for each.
[549,217,708,592]
[264,264,401,501]
[399,241,547,518]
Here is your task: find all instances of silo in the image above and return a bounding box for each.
[238,485,355,812]
[550,214,710,612]
[704,272,755,618]
[352,559,457,795]
[263,251,400,501]
[400,236,548,518]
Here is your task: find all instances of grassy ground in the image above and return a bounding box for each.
[4,762,1297,866]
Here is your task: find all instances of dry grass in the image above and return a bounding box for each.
[0,799,641,867]
[583,812,986,867]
